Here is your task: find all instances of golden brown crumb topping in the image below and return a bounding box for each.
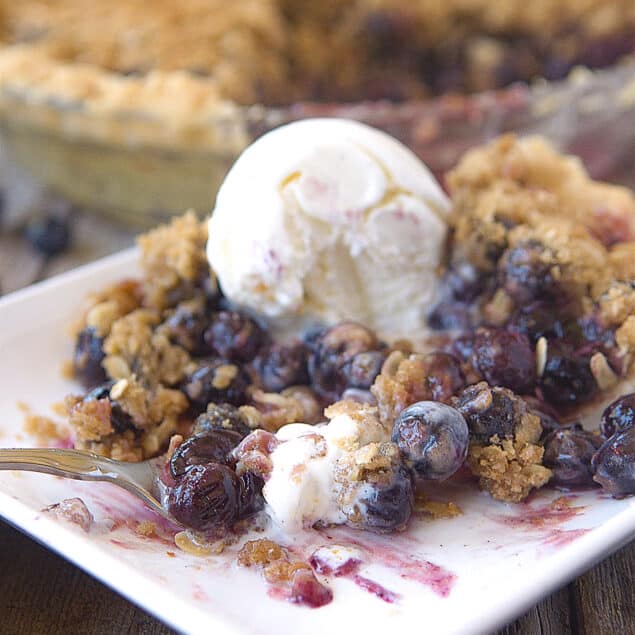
[448,135,635,294]
[23,412,70,445]
[371,351,434,425]
[447,134,635,365]
[1,0,635,115]
[2,0,288,105]
[247,388,305,432]
[66,376,187,460]
[72,279,142,337]
[102,309,192,385]
[468,438,552,504]
[451,381,552,502]
[370,350,465,426]
[238,539,311,583]
[138,211,212,310]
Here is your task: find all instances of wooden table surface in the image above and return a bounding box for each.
[0,205,633,635]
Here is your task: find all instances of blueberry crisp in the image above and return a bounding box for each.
[56,134,635,546]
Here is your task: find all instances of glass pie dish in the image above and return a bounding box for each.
[2,61,635,227]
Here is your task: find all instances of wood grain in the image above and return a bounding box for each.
[498,586,572,635]
[0,521,174,635]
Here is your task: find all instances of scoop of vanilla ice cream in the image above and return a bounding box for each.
[207,118,450,340]
[263,411,388,532]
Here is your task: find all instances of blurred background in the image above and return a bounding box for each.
[1,0,635,292]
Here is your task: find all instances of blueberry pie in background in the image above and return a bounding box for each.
[1,0,635,221]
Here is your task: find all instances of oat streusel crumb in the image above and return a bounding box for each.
[468,440,551,504]
[138,211,212,310]
[23,412,70,445]
[447,134,635,368]
[247,388,305,432]
[448,135,635,299]
[135,521,157,537]
[71,279,142,337]
[468,409,552,504]
[371,351,433,425]
[103,309,193,385]
[238,539,312,585]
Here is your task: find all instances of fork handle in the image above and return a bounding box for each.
[0,447,167,518]
[0,448,122,482]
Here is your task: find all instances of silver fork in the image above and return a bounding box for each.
[0,448,170,519]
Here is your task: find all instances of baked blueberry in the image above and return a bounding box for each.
[192,403,252,438]
[428,301,473,331]
[392,401,469,480]
[167,463,240,531]
[163,300,210,354]
[600,393,635,439]
[252,342,309,392]
[73,327,107,388]
[169,429,243,479]
[203,310,265,362]
[445,261,486,302]
[498,241,556,303]
[308,322,378,401]
[472,327,535,394]
[343,350,386,390]
[543,425,603,488]
[237,471,265,518]
[592,426,635,498]
[509,302,582,345]
[422,352,466,402]
[453,382,522,443]
[182,361,250,409]
[354,465,413,532]
[539,343,596,407]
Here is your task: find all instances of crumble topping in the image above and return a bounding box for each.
[138,211,212,310]
[247,389,306,432]
[135,521,157,537]
[2,0,288,106]
[448,135,635,300]
[22,411,70,445]
[453,382,552,502]
[600,282,635,326]
[468,438,551,504]
[238,539,306,577]
[371,352,431,425]
[371,350,465,426]
[72,279,142,337]
[443,133,635,381]
[66,378,187,460]
[102,309,193,385]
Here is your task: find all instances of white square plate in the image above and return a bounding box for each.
[1,250,634,635]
